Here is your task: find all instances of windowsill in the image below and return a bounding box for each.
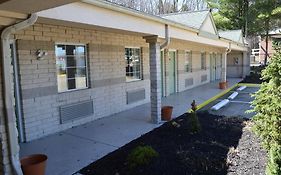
[58,87,89,94]
[126,79,143,83]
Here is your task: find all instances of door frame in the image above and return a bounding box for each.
[160,50,165,97]
[210,52,216,82]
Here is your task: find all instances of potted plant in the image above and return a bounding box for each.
[20,154,48,175]
[219,81,228,89]
[161,106,173,121]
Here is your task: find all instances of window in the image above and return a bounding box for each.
[201,52,207,70]
[185,51,192,72]
[219,54,223,68]
[125,47,142,82]
[55,44,88,92]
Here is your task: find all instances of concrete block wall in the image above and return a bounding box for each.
[164,39,224,94]
[227,51,243,78]
[14,23,150,141]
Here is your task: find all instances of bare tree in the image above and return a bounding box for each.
[105,0,208,15]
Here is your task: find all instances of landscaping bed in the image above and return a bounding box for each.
[240,66,265,84]
[77,112,266,175]
[227,121,267,175]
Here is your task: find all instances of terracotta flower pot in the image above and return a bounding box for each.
[219,81,228,89]
[161,106,173,121]
[20,154,47,175]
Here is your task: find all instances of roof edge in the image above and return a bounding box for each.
[82,0,199,34]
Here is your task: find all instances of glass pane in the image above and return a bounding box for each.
[65,45,76,56]
[76,68,87,77]
[76,46,85,56]
[55,45,66,57]
[66,56,75,67]
[67,67,76,79]
[75,77,87,89]
[68,79,76,90]
[76,56,86,67]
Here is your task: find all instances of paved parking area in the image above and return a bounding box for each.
[201,86,259,118]
[20,78,241,175]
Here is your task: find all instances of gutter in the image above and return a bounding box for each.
[82,0,248,51]
[1,13,38,175]
[82,0,199,34]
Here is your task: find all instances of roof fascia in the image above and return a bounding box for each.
[82,0,199,34]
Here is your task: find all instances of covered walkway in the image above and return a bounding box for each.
[20,78,241,175]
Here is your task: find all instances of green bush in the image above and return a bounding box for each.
[266,144,281,175]
[127,145,158,169]
[251,45,281,174]
[251,47,281,150]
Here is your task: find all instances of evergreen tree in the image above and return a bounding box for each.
[251,43,281,174]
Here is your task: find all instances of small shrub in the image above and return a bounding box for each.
[190,100,201,133]
[127,145,158,169]
[190,111,201,133]
[266,144,281,175]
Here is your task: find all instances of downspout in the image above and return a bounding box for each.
[1,13,38,175]
[160,24,170,49]
[222,42,232,83]
[160,24,170,96]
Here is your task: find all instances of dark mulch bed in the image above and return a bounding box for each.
[240,66,265,84]
[240,72,263,84]
[227,122,267,175]
[77,112,248,175]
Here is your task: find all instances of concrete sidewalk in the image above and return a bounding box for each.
[20,78,241,175]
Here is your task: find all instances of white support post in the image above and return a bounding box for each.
[144,35,161,124]
[219,52,228,89]
[242,51,250,78]
[222,52,227,82]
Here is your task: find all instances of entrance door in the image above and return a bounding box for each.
[168,51,176,94]
[210,53,216,81]
[215,54,222,80]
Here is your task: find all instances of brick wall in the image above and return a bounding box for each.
[14,23,150,141]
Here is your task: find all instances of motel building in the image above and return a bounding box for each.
[0,0,250,174]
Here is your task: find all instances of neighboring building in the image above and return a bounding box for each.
[259,28,281,63]
[0,0,249,174]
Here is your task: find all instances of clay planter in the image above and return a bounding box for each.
[20,154,47,175]
[161,106,173,121]
[219,81,228,89]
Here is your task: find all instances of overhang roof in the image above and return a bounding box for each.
[161,10,209,30]
[219,30,244,44]
[0,0,78,30]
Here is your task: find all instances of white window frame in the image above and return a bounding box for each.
[125,47,143,82]
[185,50,192,73]
[55,43,89,93]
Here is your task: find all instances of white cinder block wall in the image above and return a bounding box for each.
[15,23,150,141]
[14,23,231,141]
